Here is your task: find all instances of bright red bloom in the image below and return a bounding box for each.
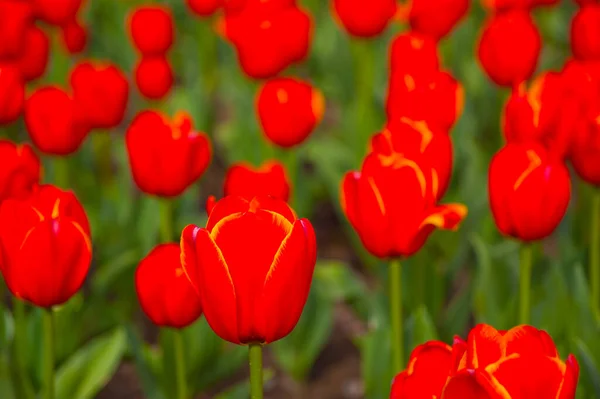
[31,0,82,26]
[341,135,466,259]
[134,56,174,100]
[224,161,291,201]
[129,6,174,56]
[135,244,203,329]
[61,19,88,54]
[69,61,129,129]
[0,0,32,59]
[223,0,296,17]
[125,111,211,197]
[389,32,440,78]
[0,140,41,203]
[570,117,600,186]
[0,184,92,308]
[0,64,25,124]
[181,196,316,344]
[481,0,559,11]
[478,11,541,88]
[407,0,470,41]
[24,86,90,156]
[571,5,600,62]
[15,25,49,82]
[257,77,324,147]
[489,142,571,242]
[332,0,397,38]
[186,0,222,16]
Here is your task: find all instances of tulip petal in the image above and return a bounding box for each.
[466,324,504,369]
[340,171,360,229]
[557,355,580,399]
[206,196,249,231]
[180,225,202,295]
[442,370,494,399]
[404,203,467,255]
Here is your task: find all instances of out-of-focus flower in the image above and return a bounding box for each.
[571,5,600,62]
[181,196,316,344]
[186,0,222,16]
[61,19,88,55]
[0,0,32,59]
[134,56,174,100]
[0,140,41,203]
[332,0,397,38]
[389,32,440,78]
[407,0,470,41]
[0,64,25,124]
[226,161,291,201]
[129,6,174,56]
[31,0,82,26]
[15,25,49,82]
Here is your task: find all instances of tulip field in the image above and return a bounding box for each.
[2,0,600,398]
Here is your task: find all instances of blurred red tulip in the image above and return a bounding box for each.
[481,0,559,10]
[135,244,203,329]
[408,0,470,41]
[70,61,129,129]
[0,0,32,59]
[341,138,466,258]
[478,10,541,88]
[31,0,82,26]
[389,32,440,77]
[257,77,324,147]
[181,196,316,344]
[570,118,600,186]
[126,111,211,197]
[223,0,296,17]
[24,86,90,156]
[225,160,291,201]
[571,5,600,62]
[134,56,174,100]
[489,142,571,241]
[129,6,174,56]
[0,140,41,203]
[186,0,222,16]
[332,0,397,38]
[15,25,49,82]
[0,184,92,308]
[61,19,88,54]
[0,64,25,124]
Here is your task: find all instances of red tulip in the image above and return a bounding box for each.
[478,11,541,88]
[489,142,571,242]
[69,61,129,129]
[256,77,324,147]
[0,140,41,203]
[0,64,25,125]
[134,56,174,100]
[224,160,291,201]
[223,0,296,17]
[61,19,88,54]
[0,0,32,59]
[129,6,174,56]
[341,137,466,258]
[332,0,397,38]
[407,0,470,41]
[481,0,559,10]
[15,25,49,82]
[389,32,440,78]
[186,0,222,16]
[570,118,600,186]
[126,111,211,197]
[181,196,316,344]
[31,0,82,26]
[135,244,203,329]
[0,184,92,308]
[571,5,600,62]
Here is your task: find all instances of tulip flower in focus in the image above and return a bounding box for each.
[0,0,32,58]
[0,184,92,308]
[257,77,325,147]
[332,0,397,38]
[25,86,90,155]
[0,140,41,202]
[135,244,203,329]
[134,56,174,100]
[61,19,88,54]
[186,0,222,16]
[478,10,541,88]
[129,6,174,56]
[571,5,600,62]
[126,110,211,197]
[489,142,571,242]
[0,64,25,124]
[406,0,470,41]
[181,196,316,344]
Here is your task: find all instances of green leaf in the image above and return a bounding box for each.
[55,327,127,399]
[574,338,600,398]
[213,369,275,399]
[125,325,165,399]
[313,260,367,303]
[405,306,438,353]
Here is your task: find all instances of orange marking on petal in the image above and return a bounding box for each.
[595,114,600,125]
[431,169,439,200]
[260,19,272,29]
[19,227,37,250]
[400,117,433,153]
[513,149,542,191]
[404,74,416,92]
[71,221,93,251]
[311,89,325,122]
[528,76,545,128]
[410,36,424,50]
[175,267,184,278]
[51,199,61,219]
[262,209,294,234]
[367,177,386,216]
[31,206,45,221]
[393,157,427,198]
[210,212,244,238]
[276,88,289,104]
[16,144,24,156]
[406,356,419,376]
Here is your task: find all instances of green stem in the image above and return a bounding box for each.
[52,157,70,189]
[389,259,404,372]
[249,343,263,399]
[199,20,218,136]
[350,40,375,166]
[519,245,534,325]
[42,308,55,399]
[285,149,298,211]
[173,330,187,399]
[12,298,31,399]
[92,133,113,187]
[159,199,173,243]
[591,191,600,318]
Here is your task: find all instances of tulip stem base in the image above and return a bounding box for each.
[519,245,534,325]
[53,157,70,189]
[43,308,55,399]
[173,330,187,399]
[159,199,174,243]
[12,299,32,399]
[591,191,600,319]
[249,343,264,399]
[390,259,404,372]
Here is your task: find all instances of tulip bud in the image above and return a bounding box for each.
[571,5,600,62]
[389,32,440,77]
[0,0,32,59]
[225,161,291,201]
[135,244,203,329]
[489,143,571,242]
[16,25,49,82]
[134,56,174,100]
[408,0,470,41]
[0,184,92,308]
[181,196,316,344]
[129,6,174,56]
[478,11,541,88]
[570,119,600,186]
[61,19,88,55]
[332,0,397,38]
[126,111,211,197]
[0,64,25,125]
[257,77,324,147]
[186,0,222,16]
[0,140,41,203]
[31,0,82,26]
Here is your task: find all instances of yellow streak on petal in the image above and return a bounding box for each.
[528,75,545,129]
[410,36,424,50]
[276,88,288,104]
[264,222,296,284]
[404,74,416,92]
[406,356,419,376]
[513,149,542,191]
[31,206,45,221]
[367,177,386,216]
[51,199,61,219]
[71,221,93,252]
[175,267,184,278]
[400,117,433,153]
[210,212,244,238]
[431,169,439,200]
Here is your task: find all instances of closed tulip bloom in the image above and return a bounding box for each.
[482,0,559,11]
[341,140,466,258]
[0,0,32,58]
[135,244,203,329]
[225,161,291,201]
[257,77,324,147]
[571,5,600,62]
[181,196,316,345]
[186,0,222,16]
[570,120,600,186]
[0,140,41,202]
[25,86,90,155]
[332,0,397,38]
[31,0,82,26]
[0,184,92,308]
[61,19,88,54]
[223,0,297,18]
[389,32,440,77]
[15,25,49,82]
[126,111,211,197]
[478,11,541,88]
[134,56,174,100]
[0,64,25,125]
[129,6,174,56]
[489,143,571,242]
[70,61,129,129]
[408,0,470,41]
